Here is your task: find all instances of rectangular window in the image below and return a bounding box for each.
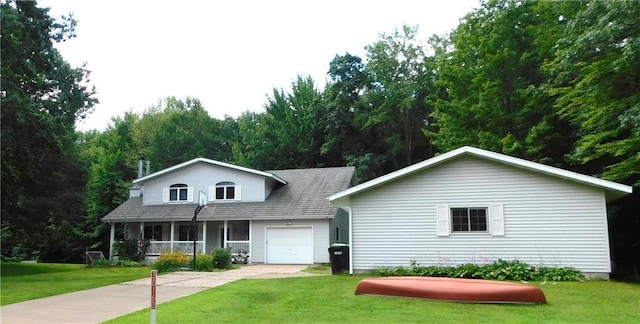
[178,225,195,241]
[215,185,236,200]
[179,188,188,200]
[215,187,225,200]
[451,207,487,232]
[169,188,189,201]
[226,187,235,199]
[144,225,163,240]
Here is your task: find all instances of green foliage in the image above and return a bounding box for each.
[372,259,585,282]
[90,258,112,267]
[212,248,232,269]
[1,0,96,263]
[152,250,190,273]
[428,0,579,165]
[194,254,214,271]
[113,259,142,268]
[112,239,149,262]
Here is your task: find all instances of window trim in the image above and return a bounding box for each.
[436,204,504,237]
[210,182,241,201]
[451,207,489,233]
[144,224,164,241]
[163,184,194,203]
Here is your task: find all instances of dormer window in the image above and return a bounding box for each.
[163,184,193,203]
[170,184,188,201]
[212,181,241,201]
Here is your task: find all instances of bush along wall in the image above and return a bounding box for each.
[371,259,586,282]
[112,239,150,262]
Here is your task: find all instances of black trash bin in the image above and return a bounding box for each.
[328,243,349,274]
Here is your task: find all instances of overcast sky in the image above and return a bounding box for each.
[39,0,479,131]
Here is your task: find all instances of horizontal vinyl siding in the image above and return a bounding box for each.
[351,156,610,273]
[251,219,330,264]
[143,163,267,205]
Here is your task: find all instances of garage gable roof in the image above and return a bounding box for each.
[133,157,287,185]
[329,146,633,203]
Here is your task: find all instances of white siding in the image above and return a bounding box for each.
[350,156,611,274]
[143,163,267,205]
[251,219,330,264]
[330,209,349,243]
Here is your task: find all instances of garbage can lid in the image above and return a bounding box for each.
[330,243,349,247]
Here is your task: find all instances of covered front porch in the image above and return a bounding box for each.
[109,220,251,263]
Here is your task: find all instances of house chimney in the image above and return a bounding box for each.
[137,156,145,178]
[145,160,150,176]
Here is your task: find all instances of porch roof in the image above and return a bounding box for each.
[102,166,356,222]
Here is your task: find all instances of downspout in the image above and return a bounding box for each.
[347,207,353,275]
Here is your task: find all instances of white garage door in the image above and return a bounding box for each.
[266,227,313,264]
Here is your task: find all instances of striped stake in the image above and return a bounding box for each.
[151,269,157,324]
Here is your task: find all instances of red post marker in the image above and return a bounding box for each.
[151,270,157,324]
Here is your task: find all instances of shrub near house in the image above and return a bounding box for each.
[373,259,585,282]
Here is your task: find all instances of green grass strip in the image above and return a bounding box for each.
[0,263,150,305]
[107,275,640,324]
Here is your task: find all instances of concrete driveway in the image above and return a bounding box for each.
[0,265,315,324]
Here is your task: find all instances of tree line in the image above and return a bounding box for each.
[2,0,638,278]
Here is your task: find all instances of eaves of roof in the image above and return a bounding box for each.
[329,146,633,203]
[132,158,287,185]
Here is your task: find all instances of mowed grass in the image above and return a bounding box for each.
[107,275,640,324]
[0,263,150,305]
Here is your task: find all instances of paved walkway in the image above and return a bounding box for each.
[0,265,315,324]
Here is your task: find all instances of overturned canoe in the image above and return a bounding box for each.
[355,276,546,304]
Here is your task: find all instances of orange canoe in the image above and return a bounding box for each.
[355,277,546,304]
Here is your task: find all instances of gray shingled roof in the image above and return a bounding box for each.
[101,166,356,222]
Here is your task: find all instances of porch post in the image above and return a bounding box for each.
[223,220,228,248]
[109,223,115,259]
[202,221,207,254]
[170,221,175,250]
[139,222,144,239]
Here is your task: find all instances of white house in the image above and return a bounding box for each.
[102,158,355,264]
[329,146,632,278]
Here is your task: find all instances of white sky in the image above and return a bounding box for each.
[39,0,479,131]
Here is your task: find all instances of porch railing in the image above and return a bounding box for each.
[226,241,250,255]
[147,241,203,255]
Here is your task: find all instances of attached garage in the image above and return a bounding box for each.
[265,226,313,264]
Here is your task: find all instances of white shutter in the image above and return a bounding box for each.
[187,187,194,202]
[436,205,450,237]
[208,186,215,201]
[162,188,169,203]
[490,204,505,236]
[234,185,242,200]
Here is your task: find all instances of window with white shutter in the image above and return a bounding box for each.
[163,184,193,203]
[437,204,505,236]
[212,182,241,201]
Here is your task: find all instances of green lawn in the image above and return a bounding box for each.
[107,275,640,324]
[0,263,151,305]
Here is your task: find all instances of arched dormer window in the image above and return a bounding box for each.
[163,183,193,203]
[170,184,188,201]
[214,181,240,200]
